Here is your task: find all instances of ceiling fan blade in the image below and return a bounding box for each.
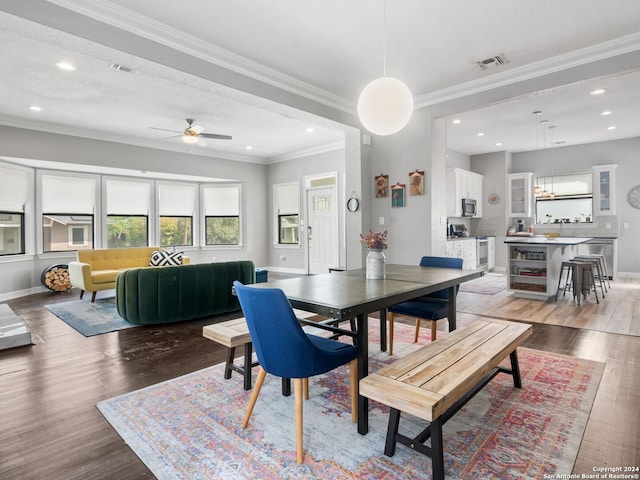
[150,127,181,134]
[197,138,207,147]
[199,133,232,140]
[157,134,182,141]
[191,125,204,134]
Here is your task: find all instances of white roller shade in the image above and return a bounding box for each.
[0,166,30,212]
[42,174,96,214]
[275,183,299,215]
[203,185,239,216]
[158,183,196,216]
[106,179,151,215]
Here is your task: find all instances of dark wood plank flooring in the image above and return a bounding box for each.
[1,276,638,478]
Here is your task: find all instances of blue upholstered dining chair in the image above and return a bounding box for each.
[233,281,358,464]
[387,256,464,355]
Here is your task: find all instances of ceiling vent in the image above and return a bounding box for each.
[109,63,132,73]
[476,55,507,70]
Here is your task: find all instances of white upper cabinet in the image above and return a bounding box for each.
[507,172,533,217]
[592,165,617,216]
[446,168,483,217]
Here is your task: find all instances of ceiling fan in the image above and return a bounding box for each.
[151,118,232,146]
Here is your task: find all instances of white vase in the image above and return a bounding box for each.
[366,249,386,279]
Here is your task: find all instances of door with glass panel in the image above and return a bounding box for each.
[306,187,338,274]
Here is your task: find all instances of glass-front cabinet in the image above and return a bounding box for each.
[507,172,533,217]
[592,165,617,216]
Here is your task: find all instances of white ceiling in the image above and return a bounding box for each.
[1,1,640,163]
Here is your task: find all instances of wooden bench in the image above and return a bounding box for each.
[360,318,532,480]
[203,318,257,391]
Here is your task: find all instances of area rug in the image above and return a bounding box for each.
[459,273,507,295]
[45,297,136,336]
[97,322,604,479]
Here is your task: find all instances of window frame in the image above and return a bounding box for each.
[0,211,25,256]
[201,183,242,248]
[273,182,300,247]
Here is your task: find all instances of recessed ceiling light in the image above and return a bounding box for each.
[607,126,616,130]
[539,119,549,125]
[245,145,253,150]
[477,132,485,137]
[590,88,606,95]
[56,61,76,71]
[29,105,42,112]
[305,127,315,133]
[495,142,503,146]
[601,110,612,116]
[451,119,461,124]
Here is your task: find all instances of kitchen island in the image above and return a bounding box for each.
[504,236,593,299]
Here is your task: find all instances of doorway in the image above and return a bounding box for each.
[306,180,338,274]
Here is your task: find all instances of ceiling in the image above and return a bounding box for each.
[1,1,640,163]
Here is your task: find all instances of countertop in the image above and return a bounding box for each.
[504,236,593,245]
[446,235,494,241]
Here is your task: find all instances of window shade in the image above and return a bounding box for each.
[203,185,239,216]
[0,166,30,212]
[42,174,96,214]
[106,179,151,215]
[275,183,299,215]
[158,183,196,216]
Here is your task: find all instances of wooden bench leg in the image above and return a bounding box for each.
[224,347,236,380]
[243,343,253,390]
[431,418,445,480]
[384,407,401,456]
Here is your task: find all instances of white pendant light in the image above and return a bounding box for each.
[357,1,413,136]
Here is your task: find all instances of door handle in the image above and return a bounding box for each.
[307,225,312,241]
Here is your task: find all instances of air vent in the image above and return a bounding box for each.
[476,55,508,70]
[109,63,132,73]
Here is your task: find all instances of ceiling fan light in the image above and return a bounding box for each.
[182,134,199,144]
[357,77,413,136]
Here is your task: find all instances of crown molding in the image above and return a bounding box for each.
[47,0,355,114]
[415,32,640,109]
[267,141,346,164]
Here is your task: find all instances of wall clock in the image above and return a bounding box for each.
[628,185,640,209]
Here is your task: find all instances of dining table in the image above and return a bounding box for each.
[251,263,484,435]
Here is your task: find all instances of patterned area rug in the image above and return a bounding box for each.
[459,273,507,295]
[45,297,137,336]
[97,322,604,479]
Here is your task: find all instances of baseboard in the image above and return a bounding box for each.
[616,271,640,279]
[0,286,48,302]
[263,266,306,275]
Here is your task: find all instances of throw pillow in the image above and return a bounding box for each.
[149,250,184,266]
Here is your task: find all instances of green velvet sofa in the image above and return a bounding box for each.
[116,261,256,325]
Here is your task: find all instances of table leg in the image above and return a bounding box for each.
[447,286,457,331]
[356,312,369,435]
[379,308,387,352]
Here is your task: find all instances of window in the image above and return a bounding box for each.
[158,183,196,247]
[274,183,299,245]
[41,173,96,252]
[105,179,151,248]
[203,184,241,245]
[0,164,29,256]
[535,173,592,223]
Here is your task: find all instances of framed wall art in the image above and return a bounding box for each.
[409,170,424,195]
[375,174,389,198]
[391,183,405,208]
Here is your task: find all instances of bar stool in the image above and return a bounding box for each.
[573,260,600,304]
[556,261,582,304]
[572,256,606,298]
[577,254,611,289]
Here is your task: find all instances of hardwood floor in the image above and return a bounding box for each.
[1,275,638,479]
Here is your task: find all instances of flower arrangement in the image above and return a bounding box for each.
[360,229,388,250]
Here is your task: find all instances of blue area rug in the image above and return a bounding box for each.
[45,297,137,336]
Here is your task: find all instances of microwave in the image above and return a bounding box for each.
[461,198,477,217]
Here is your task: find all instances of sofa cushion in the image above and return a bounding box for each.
[149,250,184,266]
[91,269,124,285]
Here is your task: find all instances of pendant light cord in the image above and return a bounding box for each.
[383,0,387,76]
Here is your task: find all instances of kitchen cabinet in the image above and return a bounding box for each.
[507,172,533,217]
[446,168,483,218]
[446,238,477,270]
[488,236,496,270]
[592,165,617,215]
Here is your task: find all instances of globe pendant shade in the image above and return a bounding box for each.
[357,77,414,135]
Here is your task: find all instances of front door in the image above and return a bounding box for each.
[306,186,338,274]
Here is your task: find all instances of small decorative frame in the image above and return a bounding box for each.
[487,192,501,205]
[375,174,389,198]
[391,183,405,208]
[409,170,424,196]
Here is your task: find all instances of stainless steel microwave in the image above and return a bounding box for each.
[461,198,477,217]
